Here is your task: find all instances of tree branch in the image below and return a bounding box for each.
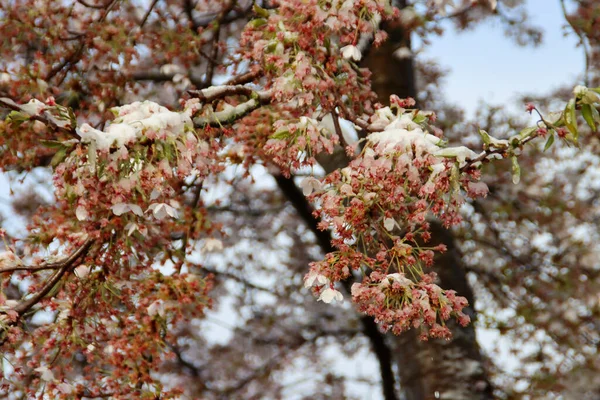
[273,174,399,400]
[0,239,94,346]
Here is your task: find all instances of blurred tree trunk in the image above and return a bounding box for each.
[362,2,495,398]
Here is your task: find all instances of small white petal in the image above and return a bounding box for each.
[318,288,344,303]
[125,222,139,236]
[164,204,178,218]
[35,366,54,382]
[316,274,329,285]
[340,45,362,61]
[383,217,395,231]
[129,204,144,217]
[147,300,165,317]
[74,264,91,279]
[57,383,74,394]
[76,205,89,221]
[111,203,129,216]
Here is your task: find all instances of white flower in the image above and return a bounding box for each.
[57,382,74,394]
[35,366,55,382]
[75,205,89,221]
[147,300,166,317]
[111,202,144,217]
[379,273,412,288]
[318,287,344,303]
[0,251,22,269]
[300,177,322,196]
[434,146,479,167]
[304,271,329,288]
[147,203,178,220]
[74,264,91,279]
[124,222,146,237]
[383,217,396,231]
[203,238,223,252]
[573,85,588,97]
[340,45,362,61]
[0,72,10,83]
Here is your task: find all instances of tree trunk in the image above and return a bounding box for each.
[362,3,495,398]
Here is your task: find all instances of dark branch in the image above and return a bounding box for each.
[273,174,398,400]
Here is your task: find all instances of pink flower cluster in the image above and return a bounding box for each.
[303,104,486,338]
[53,101,220,239]
[351,272,470,340]
[265,116,339,172]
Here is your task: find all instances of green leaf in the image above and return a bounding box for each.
[253,4,270,18]
[413,114,426,124]
[511,156,521,185]
[6,110,28,126]
[543,133,555,152]
[518,126,537,139]
[40,139,66,149]
[270,129,289,140]
[51,147,68,167]
[582,104,597,131]
[478,129,491,145]
[250,18,267,28]
[564,99,578,140]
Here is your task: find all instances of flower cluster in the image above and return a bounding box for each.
[265,116,339,172]
[53,101,219,239]
[351,272,470,339]
[303,102,487,338]
[237,0,397,170]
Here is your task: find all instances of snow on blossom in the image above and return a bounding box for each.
[77,101,192,151]
[434,146,479,167]
[146,203,178,220]
[318,287,344,303]
[573,85,588,97]
[367,128,442,155]
[340,45,362,61]
[20,99,46,116]
[111,202,144,217]
[34,366,54,381]
[77,122,137,151]
[304,271,329,288]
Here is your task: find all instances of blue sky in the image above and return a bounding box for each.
[424,0,584,117]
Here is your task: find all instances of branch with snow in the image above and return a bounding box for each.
[0,97,77,137]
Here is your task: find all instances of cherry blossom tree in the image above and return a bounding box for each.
[0,0,599,399]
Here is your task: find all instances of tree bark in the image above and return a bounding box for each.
[362,3,494,398]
